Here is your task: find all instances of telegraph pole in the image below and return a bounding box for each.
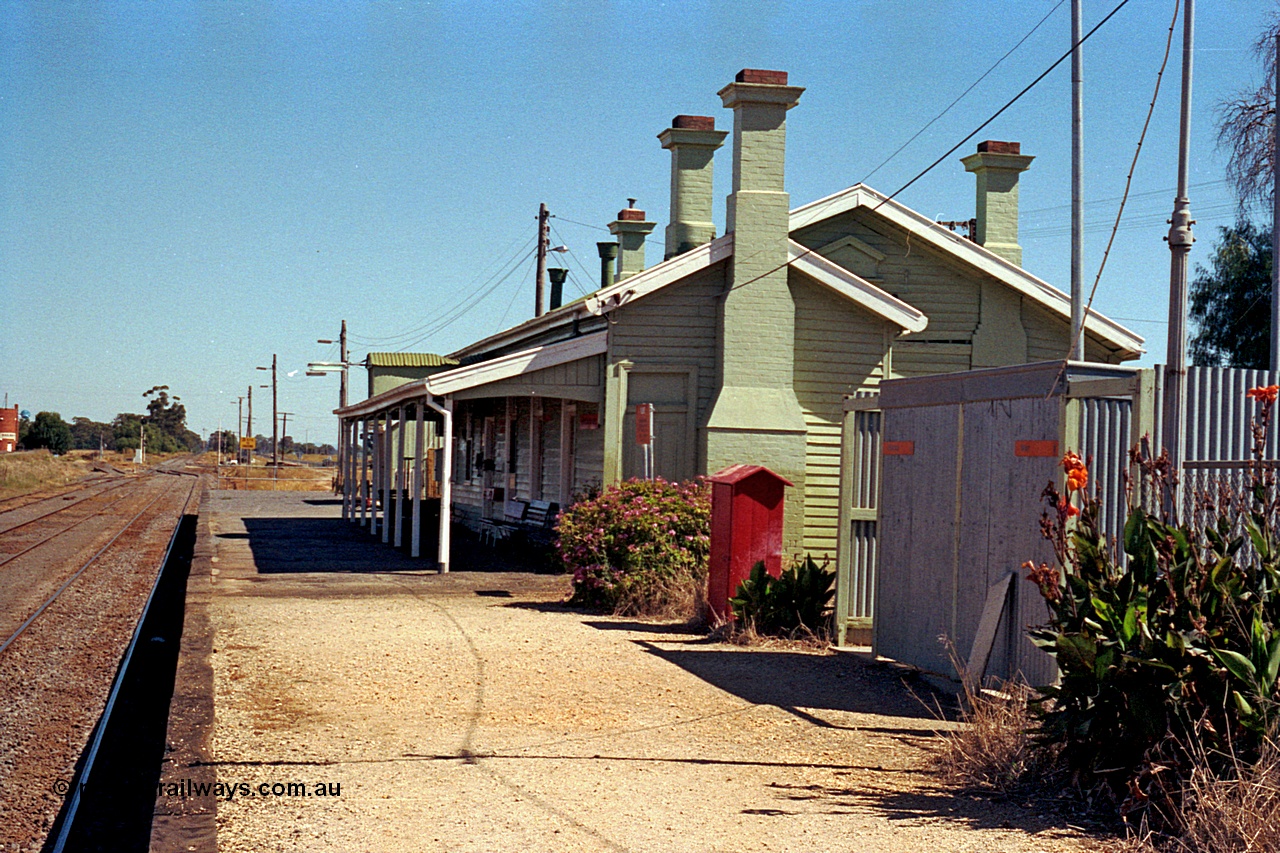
[272,354,279,468]
[1070,0,1085,360]
[236,395,244,464]
[535,203,549,317]
[1163,0,1195,517]
[247,385,253,465]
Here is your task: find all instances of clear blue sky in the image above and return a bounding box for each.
[1,0,1273,444]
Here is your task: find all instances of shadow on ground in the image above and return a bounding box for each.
[236,518,557,574]
[635,639,949,723]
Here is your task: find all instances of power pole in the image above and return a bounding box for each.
[535,203,549,318]
[280,412,294,456]
[339,320,348,409]
[247,385,253,464]
[1070,0,1085,361]
[1163,0,1195,518]
[236,395,244,464]
[272,354,279,469]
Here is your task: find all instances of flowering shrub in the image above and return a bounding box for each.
[556,477,711,616]
[1024,386,1280,812]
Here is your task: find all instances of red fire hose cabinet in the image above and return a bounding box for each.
[706,464,793,622]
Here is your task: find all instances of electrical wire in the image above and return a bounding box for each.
[1064,0,1181,362]
[550,223,596,297]
[1044,0,1180,400]
[874,0,1134,212]
[859,0,1067,185]
[719,0,1135,300]
[552,214,664,249]
[494,253,539,333]
[394,247,537,352]
[348,233,535,347]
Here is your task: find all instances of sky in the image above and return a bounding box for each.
[1,0,1275,445]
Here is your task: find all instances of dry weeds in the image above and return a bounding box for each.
[933,677,1056,797]
[0,450,93,500]
[1119,736,1280,853]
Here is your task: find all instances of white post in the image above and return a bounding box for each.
[426,396,453,574]
[395,406,406,549]
[381,415,391,544]
[360,419,369,527]
[412,401,425,558]
[372,417,381,537]
[340,419,349,521]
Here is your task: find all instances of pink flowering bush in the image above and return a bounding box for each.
[556,477,711,616]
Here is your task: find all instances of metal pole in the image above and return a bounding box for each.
[1163,0,1195,518]
[272,354,279,470]
[1070,0,1085,361]
[1272,34,1280,370]
[535,203,549,317]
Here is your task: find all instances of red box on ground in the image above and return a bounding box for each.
[706,464,792,623]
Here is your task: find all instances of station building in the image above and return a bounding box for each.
[334,68,1143,573]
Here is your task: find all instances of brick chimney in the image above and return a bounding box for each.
[607,200,655,281]
[658,115,728,259]
[961,140,1034,266]
[706,68,808,554]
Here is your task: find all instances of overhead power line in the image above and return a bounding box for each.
[875,0,1134,211]
[860,0,1067,185]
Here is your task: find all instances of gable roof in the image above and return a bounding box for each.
[789,184,1144,358]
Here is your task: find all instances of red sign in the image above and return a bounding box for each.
[578,411,599,430]
[1015,440,1059,458]
[635,404,653,445]
[883,440,914,456]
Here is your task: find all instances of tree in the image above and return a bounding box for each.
[25,411,72,455]
[70,417,111,451]
[1218,12,1280,210]
[1189,221,1273,368]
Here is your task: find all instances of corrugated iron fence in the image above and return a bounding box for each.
[836,363,1280,654]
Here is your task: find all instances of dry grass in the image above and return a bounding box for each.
[932,674,1056,797]
[711,619,831,651]
[611,571,707,621]
[0,450,94,500]
[1119,737,1280,853]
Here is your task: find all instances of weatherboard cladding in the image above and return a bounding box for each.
[791,270,891,558]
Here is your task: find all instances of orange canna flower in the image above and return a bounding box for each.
[1061,451,1089,492]
[1247,385,1279,405]
[1057,497,1080,518]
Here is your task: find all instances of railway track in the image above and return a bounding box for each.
[0,469,201,851]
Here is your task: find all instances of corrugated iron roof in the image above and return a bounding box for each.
[365,352,459,368]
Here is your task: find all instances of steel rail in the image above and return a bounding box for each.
[0,476,183,655]
[0,482,146,569]
[0,478,135,539]
[48,475,200,853]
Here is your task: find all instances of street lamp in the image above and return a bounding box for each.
[256,354,278,468]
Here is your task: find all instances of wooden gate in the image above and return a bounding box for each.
[834,397,881,647]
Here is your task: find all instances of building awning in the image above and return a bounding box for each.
[336,332,608,419]
[366,352,459,368]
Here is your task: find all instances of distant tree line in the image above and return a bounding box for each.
[18,385,204,455]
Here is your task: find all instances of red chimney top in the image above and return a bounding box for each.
[672,114,716,131]
[977,140,1021,155]
[735,68,788,85]
[617,207,647,221]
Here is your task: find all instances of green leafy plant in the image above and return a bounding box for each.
[729,556,835,638]
[1024,385,1280,803]
[556,477,710,616]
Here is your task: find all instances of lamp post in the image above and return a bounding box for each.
[314,320,349,490]
[257,355,278,469]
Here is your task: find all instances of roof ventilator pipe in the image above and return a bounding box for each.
[596,241,618,291]
[548,268,568,311]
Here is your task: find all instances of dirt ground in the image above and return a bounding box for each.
[179,491,1094,853]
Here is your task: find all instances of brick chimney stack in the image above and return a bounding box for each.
[961,140,1034,266]
[607,199,656,282]
[706,68,808,554]
[658,115,728,259]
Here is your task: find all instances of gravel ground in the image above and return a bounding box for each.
[0,475,197,852]
[195,491,1093,853]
